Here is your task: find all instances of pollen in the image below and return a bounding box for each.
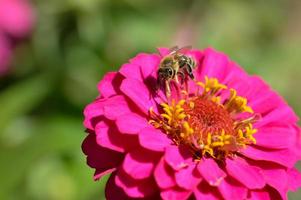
[150,76,259,160]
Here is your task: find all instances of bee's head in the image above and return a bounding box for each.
[158,67,174,79]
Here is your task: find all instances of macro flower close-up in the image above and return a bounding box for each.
[82,47,301,200]
[1,1,301,200]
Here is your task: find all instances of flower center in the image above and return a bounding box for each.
[183,98,235,135]
[150,77,259,160]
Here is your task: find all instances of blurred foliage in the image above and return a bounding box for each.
[0,0,300,199]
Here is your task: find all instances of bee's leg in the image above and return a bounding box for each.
[165,80,171,99]
[186,64,195,80]
[177,71,185,85]
[175,74,179,84]
[176,71,188,98]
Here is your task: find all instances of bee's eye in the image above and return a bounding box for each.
[167,69,173,75]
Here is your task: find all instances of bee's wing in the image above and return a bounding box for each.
[157,46,178,57]
[170,45,192,55]
[168,46,180,54]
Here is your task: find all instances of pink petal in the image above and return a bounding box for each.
[120,78,153,114]
[103,95,132,120]
[121,52,159,78]
[218,176,248,200]
[105,173,132,200]
[224,72,251,98]
[160,187,192,200]
[129,53,160,79]
[175,163,201,190]
[293,125,301,159]
[83,98,105,130]
[95,121,137,153]
[83,95,131,129]
[139,127,171,152]
[287,168,301,192]
[154,158,176,189]
[241,145,297,168]
[197,48,232,82]
[256,105,298,127]
[116,113,148,135]
[95,121,123,152]
[240,76,269,100]
[115,169,157,198]
[249,190,271,200]
[165,145,192,171]
[194,181,223,200]
[122,147,160,180]
[225,158,265,189]
[253,161,288,193]
[250,187,284,200]
[249,87,282,115]
[263,169,287,199]
[119,63,143,81]
[81,134,123,180]
[224,60,249,82]
[197,158,226,186]
[97,72,123,98]
[254,126,296,149]
[246,77,296,126]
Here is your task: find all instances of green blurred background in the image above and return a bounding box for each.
[0,0,300,199]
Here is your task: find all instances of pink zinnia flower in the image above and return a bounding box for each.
[0,0,34,38]
[0,0,34,76]
[82,47,301,200]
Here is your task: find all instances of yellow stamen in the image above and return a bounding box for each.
[163,107,172,117]
[225,89,253,114]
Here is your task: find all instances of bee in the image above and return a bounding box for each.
[157,46,196,98]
